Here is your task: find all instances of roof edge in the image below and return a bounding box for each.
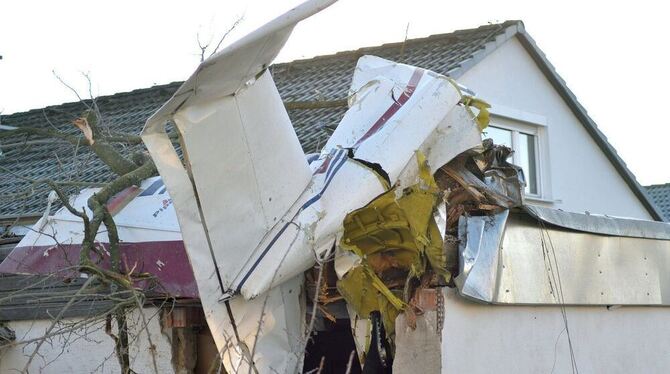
[273,20,521,70]
[514,28,664,221]
[645,182,670,189]
[1,81,184,119]
[447,21,523,79]
[3,22,519,119]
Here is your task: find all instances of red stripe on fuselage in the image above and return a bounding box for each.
[0,241,198,298]
[353,68,425,148]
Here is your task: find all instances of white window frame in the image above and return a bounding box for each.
[486,103,552,202]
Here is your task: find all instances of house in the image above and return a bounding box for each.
[1,22,662,226]
[0,19,664,373]
[646,183,670,221]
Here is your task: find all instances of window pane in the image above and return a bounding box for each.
[483,126,512,147]
[517,132,538,194]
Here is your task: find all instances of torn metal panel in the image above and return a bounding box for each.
[324,56,463,183]
[395,105,483,190]
[439,143,670,306]
[524,205,670,239]
[454,210,509,303]
[439,141,524,212]
[456,209,670,305]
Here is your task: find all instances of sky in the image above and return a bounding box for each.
[0,0,668,185]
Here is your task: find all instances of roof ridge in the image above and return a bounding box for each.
[645,183,670,188]
[274,20,521,67]
[1,20,521,119]
[1,81,184,121]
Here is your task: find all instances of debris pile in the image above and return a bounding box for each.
[437,139,525,223]
[337,153,447,340]
[329,141,526,367]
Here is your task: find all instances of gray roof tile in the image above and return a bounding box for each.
[0,21,519,219]
[645,184,670,221]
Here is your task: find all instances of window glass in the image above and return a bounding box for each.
[483,126,512,148]
[517,132,538,194]
[482,126,539,195]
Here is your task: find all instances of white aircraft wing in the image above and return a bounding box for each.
[142,0,336,291]
[141,2,337,372]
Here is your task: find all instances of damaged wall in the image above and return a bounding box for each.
[0,307,174,374]
[458,36,653,220]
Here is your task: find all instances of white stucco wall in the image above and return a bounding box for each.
[441,288,670,373]
[459,37,653,220]
[0,307,174,374]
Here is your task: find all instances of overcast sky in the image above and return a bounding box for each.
[1,0,668,185]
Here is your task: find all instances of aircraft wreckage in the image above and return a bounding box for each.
[4,0,670,372]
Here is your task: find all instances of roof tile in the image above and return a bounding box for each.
[645,184,670,221]
[0,22,517,219]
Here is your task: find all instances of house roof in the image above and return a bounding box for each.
[0,20,663,221]
[645,184,670,221]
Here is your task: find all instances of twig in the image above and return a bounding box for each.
[52,70,91,110]
[132,292,159,374]
[208,15,244,59]
[21,276,98,372]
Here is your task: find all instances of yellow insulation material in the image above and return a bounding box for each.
[337,152,450,338]
[447,77,491,130]
[462,96,491,131]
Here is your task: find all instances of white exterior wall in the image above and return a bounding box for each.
[441,288,670,373]
[0,307,174,374]
[459,37,653,220]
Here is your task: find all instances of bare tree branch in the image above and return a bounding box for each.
[196,15,244,62]
[52,70,92,111]
[208,15,244,59]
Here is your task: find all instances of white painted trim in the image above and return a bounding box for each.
[524,195,558,204]
[487,113,553,202]
[489,102,547,127]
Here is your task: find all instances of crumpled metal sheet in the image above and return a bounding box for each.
[454,210,509,303]
[524,205,670,240]
[438,140,524,220]
[456,209,670,305]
